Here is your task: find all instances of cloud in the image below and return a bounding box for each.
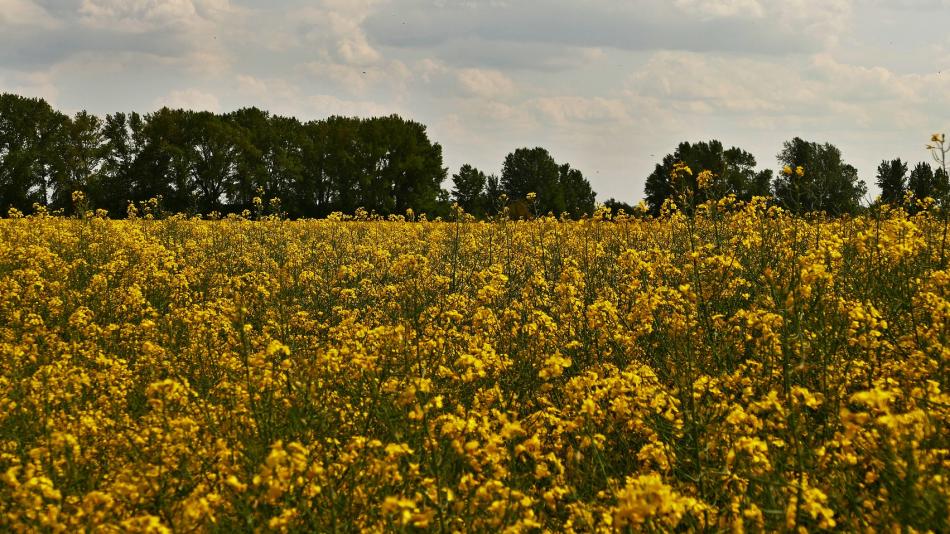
[0,69,60,106]
[364,0,853,61]
[0,0,61,28]
[625,50,950,131]
[672,0,766,19]
[154,88,221,111]
[76,0,232,32]
[291,3,384,66]
[304,59,412,96]
[235,74,399,119]
[530,96,629,124]
[305,94,400,118]
[456,68,515,98]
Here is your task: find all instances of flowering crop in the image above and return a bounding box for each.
[0,199,948,532]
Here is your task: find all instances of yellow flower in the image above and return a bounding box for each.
[696,170,715,190]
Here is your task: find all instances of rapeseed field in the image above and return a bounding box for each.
[0,199,947,532]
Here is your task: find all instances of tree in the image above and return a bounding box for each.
[135,107,192,213]
[602,198,637,215]
[0,93,69,213]
[773,137,866,215]
[907,162,950,212]
[875,158,908,206]
[559,163,596,217]
[501,147,563,214]
[96,112,146,216]
[451,164,488,216]
[643,140,769,215]
[484,174,502,215]
[371,116,447,215]
[50,111,105,213]
[183,111,252,214]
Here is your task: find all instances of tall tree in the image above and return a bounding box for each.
[559,163,596,217]
[643,140,768,215]
[875,158,908,206]
[451,164,488,216]
[184,111,251,214]
[773,137,866,215]
[369,116,447,215]
[484,174,502,215]
[0,93,69,213]
[908,162,950,206]
[136,107,191,212]
[50,111,105,213]
[501,147,564,214]
[96,112,146,216]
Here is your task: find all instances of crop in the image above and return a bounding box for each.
[0,199,947,532]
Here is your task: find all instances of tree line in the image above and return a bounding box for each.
[638,137,949,216]
[0,93,597,219]
[2,92,946,219]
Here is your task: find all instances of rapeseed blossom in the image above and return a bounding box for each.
[0,199,947,531]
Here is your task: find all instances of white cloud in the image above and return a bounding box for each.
[294,4,384,66]
[154,88,220,111]
[77,0,232,32]
[0,0,61,28]
[673,0,766,19]
[306,94,398,118]
[235,74,399,119]
[530,96,629,124]
[0,70,59,106]
[624,49,950,135]
[305,59,412,96]
[456,68,515,98]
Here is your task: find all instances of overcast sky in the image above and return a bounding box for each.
[2,0,949,201]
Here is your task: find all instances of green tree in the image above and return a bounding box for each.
[183,111,252,214]
[96,112,147,216]
[602,198,637,216]
[368,116,447,215]
[50,111,105,213]
[875,158,908,206]
[559,163,596,217]
[773,137,866,215]
[0,93,69,213]
[643,140,769,215]
[451,164,488,216]
[136,107,191,213]
[907,162,950,212]
[501,147,564,214]
[484,174,503,215]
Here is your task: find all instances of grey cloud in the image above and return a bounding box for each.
[364,0,824,62]
[399,38,607,72]
[0,27,193,69]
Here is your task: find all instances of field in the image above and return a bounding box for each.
[0,200,948,532]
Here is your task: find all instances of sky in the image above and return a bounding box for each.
[2,0,949,202]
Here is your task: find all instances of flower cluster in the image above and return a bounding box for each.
[0,200,948,531]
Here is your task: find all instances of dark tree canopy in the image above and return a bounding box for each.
[908,162,949,209]
[773,137,867,215]
[559,163,597,218]
[501,147,563,214]
[602,198,637,215]
[876,158,908,205]
[0,93,453,218]
[643,140,770,215]
[0,94,69,214]
[499,147,595,217]
[451,164,488,216]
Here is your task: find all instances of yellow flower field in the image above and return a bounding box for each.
[0,200,948,532]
